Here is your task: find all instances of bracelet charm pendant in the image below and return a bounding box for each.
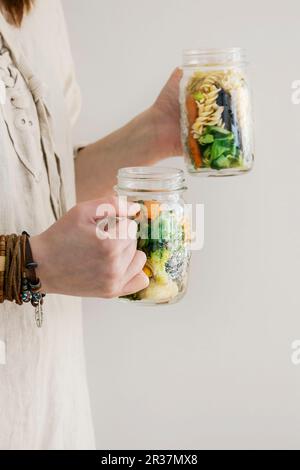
[35,298,44,329]
[22,232,46,328]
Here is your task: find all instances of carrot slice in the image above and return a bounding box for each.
[186,94,202,168]
[186,94,198,126]
[143,265,153,278]
[188,133,202,169]
[143,200,161,220]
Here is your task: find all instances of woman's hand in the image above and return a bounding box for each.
[30,198,149,298]
[75,69,183,201]
[152,68,183,158]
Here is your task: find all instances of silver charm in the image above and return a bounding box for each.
[35,300,43,328]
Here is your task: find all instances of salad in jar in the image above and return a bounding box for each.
[121,199,191,305]
[181,67,253,175]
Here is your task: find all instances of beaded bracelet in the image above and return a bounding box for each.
[21,231,45,328]
[4,234,22,305]
[0,232,46,328]
[0,235,6,304]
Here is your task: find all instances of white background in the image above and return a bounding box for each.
[63,0,300,450]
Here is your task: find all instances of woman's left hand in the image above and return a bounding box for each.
[151,68,183,158]
[75,68,183,202]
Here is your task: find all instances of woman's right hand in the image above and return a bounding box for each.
[30,197,149,298]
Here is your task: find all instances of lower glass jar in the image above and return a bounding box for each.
[116,167,191,305]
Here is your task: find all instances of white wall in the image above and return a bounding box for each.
[63,0,300,450]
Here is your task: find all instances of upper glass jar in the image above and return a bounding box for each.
[180,47,254,176]
[116,167,191,305]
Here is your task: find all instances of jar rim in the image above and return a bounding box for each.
[183,47,247,66]
[117,166,187,193]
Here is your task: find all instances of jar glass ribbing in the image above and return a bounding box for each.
[116,167,191,305]
[180,48,254,176]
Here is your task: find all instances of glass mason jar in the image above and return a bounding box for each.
[180,47,254,176]
[116,167,191,305]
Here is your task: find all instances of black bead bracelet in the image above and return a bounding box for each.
[21,231,46,328]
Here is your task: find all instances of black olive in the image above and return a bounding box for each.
[216,88,243,150]
[217,89,234,131]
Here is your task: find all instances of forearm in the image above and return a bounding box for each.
[75,107,166,202]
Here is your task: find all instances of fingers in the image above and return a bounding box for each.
[159,68,183,97]
[122,250,147,286]
[120,240,139,272]
[75,197,150,299]
[76,196,140,225]
[96,216,137,240]
[115,217,138,241]
[121,271,150,297]
[96,217,138,254]
[93,196,140,220]
[170,67,183,82]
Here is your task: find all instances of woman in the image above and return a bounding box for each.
[0,0,181,450]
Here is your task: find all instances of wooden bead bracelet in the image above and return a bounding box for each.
[0,232,45,328]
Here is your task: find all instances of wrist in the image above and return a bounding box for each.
[30,234,52,294]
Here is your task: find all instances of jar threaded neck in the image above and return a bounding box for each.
[183,47,246,66]
[117,167,187,193]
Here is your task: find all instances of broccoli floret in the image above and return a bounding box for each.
[147,249,170,284]
[150,249,170,266]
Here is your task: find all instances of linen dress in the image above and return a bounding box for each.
[0,0,95,450]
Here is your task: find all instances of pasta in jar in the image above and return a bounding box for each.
[180,48,254,176]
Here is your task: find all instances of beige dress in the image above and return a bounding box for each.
[0,1,95,449]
